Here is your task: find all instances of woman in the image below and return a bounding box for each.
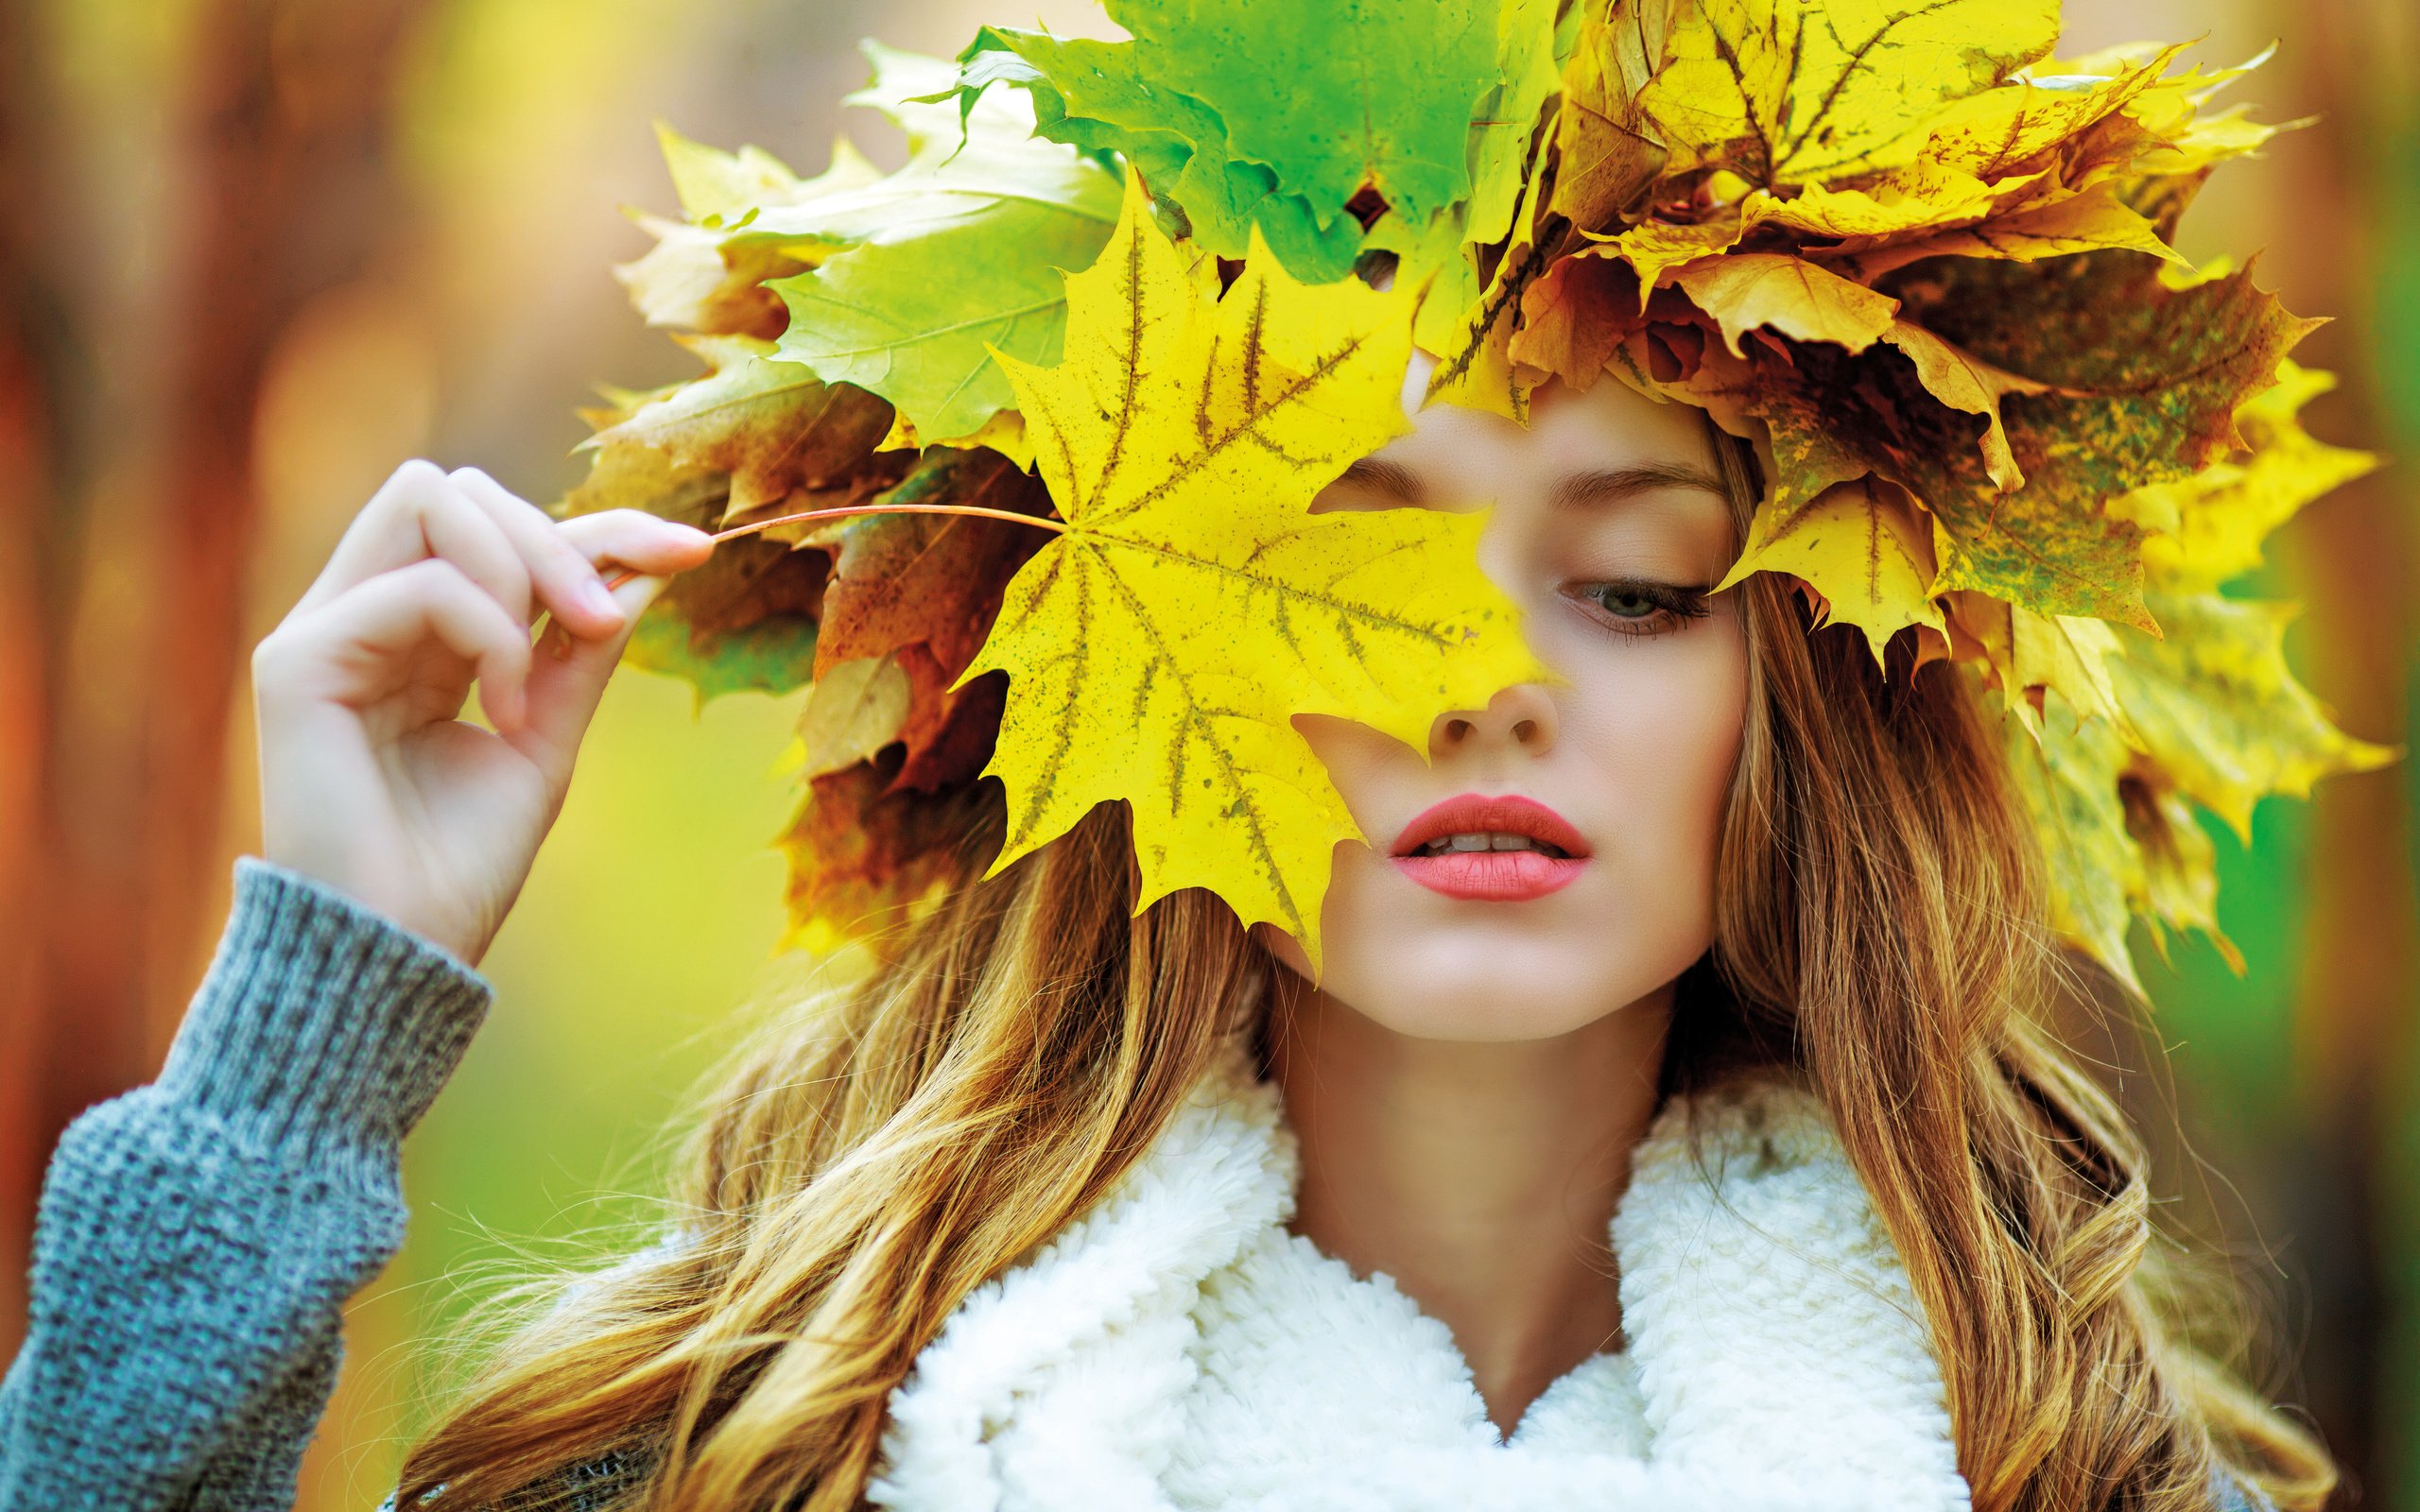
[0,4,2368,1510]
[0,363,2331,1511]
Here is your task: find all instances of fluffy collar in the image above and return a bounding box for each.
[865,1037,1971,1512]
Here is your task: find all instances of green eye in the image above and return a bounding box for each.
[1591,586,1661,618]
[1566,578,1714,640]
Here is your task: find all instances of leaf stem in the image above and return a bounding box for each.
[599,501,1064,591]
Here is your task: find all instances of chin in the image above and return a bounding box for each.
[1336,960,1665,1042]
[1259,857,1713,1044]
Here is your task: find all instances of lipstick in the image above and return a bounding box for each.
[1388,793,1590,902]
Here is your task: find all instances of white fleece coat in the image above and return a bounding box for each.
[859,1034,1973,1512]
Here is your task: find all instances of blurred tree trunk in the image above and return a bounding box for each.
[1,0,427,1359]
[0,0,66,1361]
[2272,2,2419,1505]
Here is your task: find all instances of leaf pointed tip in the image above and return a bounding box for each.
[2342,735,2405,776]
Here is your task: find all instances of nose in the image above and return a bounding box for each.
[1428,681,1558,760]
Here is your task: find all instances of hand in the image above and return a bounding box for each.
[250,460,716,966]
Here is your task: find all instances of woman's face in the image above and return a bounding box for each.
[1256,352,1750,1041]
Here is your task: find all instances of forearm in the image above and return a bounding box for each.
[0,856,493,1511]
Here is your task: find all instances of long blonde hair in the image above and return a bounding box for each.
[399,421,2335,1511]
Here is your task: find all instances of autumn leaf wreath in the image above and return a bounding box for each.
[561,0,2393,987]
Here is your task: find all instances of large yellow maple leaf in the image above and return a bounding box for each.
[967,177,1550,970]
[1634,0,2060,186]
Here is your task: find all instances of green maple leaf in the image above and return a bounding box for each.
[966,177,1548,970]
[760,43,1121,444]
[948,27,1356,281]
[622,600,821,709]
[949,0,1527,284]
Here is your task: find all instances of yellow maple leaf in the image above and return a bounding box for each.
[1424,148,1554,421]
[2131,776,2231,973]
[2135,104,2282,177]
[2010,604,2126,730]
[1999,692,2154,991]
[1944,592,2127,743]
[969,177,1551,970]
[1755,160,2013,240]
[1714,475,1943,663]
[874,406,1034,471]
[1634,0,2059,187]
[2116,361,2380,591]
[1940,589,2025,719]
[1917,43,2191,179]
[1588,215,1757,299]
[2004,579,2395,992]
[2113,43,2288,178]
[1589,161,2060,299]
[1832,180,2187,283]
[1549,0,1676,232]
[2105,590,2398,839]
[1673,252,1901,356]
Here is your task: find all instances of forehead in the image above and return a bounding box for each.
[1368,350,1728,505]
[1325,352,1742,529]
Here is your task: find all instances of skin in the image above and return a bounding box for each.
[252,460,714,964]
[1254,351,1750,1438]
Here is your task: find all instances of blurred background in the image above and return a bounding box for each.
[0,0,2411,1505]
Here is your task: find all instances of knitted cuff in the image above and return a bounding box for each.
[155,854,495,1161]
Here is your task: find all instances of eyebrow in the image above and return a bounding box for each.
[1335,456,1730,510]
[1548,462,1731,512]
[1336,456,1426,502]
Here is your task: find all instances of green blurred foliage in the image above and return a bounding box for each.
[2148,803,2313,1132]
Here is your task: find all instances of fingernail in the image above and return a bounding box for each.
[611,573,670,616]
[580,579,624,621]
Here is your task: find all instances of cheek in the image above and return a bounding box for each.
[1563,623,1749,905]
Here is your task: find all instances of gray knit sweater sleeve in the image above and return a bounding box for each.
[0,854,494,1511]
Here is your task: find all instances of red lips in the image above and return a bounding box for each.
[1388,794,1591,902]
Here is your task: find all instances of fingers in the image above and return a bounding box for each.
[446,466,633,640]
[555,505,718,583]
[267,455,719,782]
[268,557,538,731]
[294,461,522,622]
[499,507,715,782]
[292,460,709,646]
[508,570,678,782]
